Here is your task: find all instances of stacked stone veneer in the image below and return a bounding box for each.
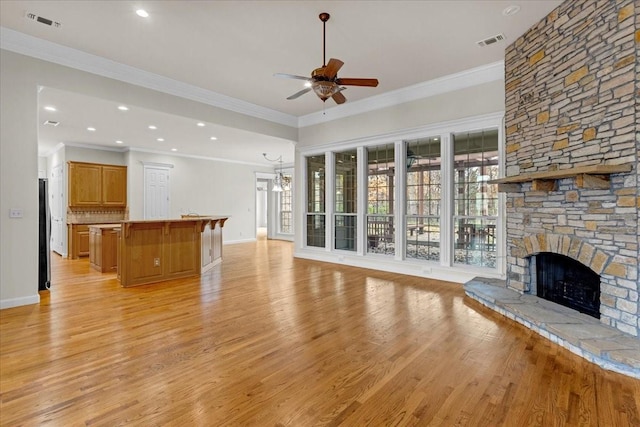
[504,0,639,336]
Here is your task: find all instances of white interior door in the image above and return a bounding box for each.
[144,166,170,219]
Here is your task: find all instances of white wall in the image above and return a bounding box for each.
[126,150,272,242]
[65,145,127,165]
[0,48,297,309]
[298,80,505,148]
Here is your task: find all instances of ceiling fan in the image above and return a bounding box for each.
[274,12,379,105]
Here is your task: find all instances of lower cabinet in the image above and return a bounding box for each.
[68,224,91,259]
[89,225,120,273]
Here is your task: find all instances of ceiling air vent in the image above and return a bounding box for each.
[476,34,505,47]
[43,120,60,127]
[25,12,61,28]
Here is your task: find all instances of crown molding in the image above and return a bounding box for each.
[128,147,268,167]
[0,27,298,127]
[141,161,174,169]
[298,61,505,128]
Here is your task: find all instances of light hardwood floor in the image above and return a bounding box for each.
[1,240,639,426]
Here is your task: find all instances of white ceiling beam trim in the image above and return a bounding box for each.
[0,27,298,128]
[298,61,505,128]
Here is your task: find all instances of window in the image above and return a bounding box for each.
[405,137,441,261]
[306,156,325,247]
[453,129,499,268]
[367,144,395,255]
[300,116,502,273]
[278,172,293,234]
[334,150,357,251]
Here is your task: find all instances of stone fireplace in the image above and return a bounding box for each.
[502,0,639,337]
[465,0,639,377]
[534,252,600,319]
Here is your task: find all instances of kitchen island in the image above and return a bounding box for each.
[89,224,120,272]
[118,216,228,287]
[181,215,228,273]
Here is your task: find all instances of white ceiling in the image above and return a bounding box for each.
[0,0,563,164]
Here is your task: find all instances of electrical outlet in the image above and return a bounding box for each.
[154,258,160,267]
[9,208,23,218]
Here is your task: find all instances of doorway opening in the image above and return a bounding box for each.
[256,178,269,240]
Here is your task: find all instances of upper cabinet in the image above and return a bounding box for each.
[68,161,127,208]
[102,165,127,206]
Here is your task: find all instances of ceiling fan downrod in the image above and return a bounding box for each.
[319,13,330,67]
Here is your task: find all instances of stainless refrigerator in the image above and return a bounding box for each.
[39,178,51,290]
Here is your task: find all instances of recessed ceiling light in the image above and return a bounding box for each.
[44,106,56,112]
[148,125,157,130]
[502,5,521,16]
[157,138,164,142]
[210,136,217,140]
[116,140,123,144]
[136,9,149,18]
[171,148,177,152]
[197,122,205,127]
[117,105,129,111]
[87,127,96,132]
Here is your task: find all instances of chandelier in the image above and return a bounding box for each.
[263,153,291,192]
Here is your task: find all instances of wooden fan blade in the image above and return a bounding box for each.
[287,87,312,100]
[274,73,312,82]
[323,58,344,79]
[336,78,379,87]
[332,91,346,104]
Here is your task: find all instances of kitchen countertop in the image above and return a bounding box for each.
[88,224,122,229]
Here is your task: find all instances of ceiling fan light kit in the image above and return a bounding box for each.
[275,12,379,105]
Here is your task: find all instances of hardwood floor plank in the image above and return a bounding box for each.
[1,240,639,426]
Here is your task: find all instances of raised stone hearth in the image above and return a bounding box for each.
[465,277,640,378]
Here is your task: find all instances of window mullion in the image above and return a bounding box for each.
[394,140,406,261]
[440,134,453,267]
[357,146,367,255]
[325,151,335,252]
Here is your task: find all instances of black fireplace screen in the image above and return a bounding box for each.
[536,253,600,319]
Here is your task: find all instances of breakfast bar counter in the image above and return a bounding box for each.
[118,217,228,287]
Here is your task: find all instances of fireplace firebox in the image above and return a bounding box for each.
[535,253,600,319]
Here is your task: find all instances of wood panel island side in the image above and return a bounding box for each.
[118,216,228,287]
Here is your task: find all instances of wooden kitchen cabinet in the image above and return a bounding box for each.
[68,162,127,208]
[102,165,127,206]
[68,224,91,259]
[68,162,102,206]
[89,224,120,272]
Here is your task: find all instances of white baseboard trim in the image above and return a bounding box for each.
[0,294,40,310]
[225,238,257,245]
